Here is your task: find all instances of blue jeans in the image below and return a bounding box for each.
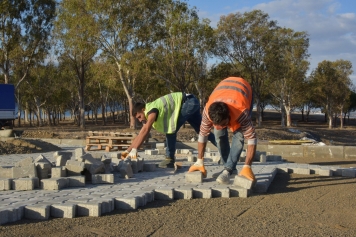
[165,95,217,159]
[214,127,244,172]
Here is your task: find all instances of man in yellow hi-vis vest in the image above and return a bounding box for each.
[122,92,217,168]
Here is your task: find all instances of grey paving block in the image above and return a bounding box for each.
[67,176,85,187]
[229,186,249,198]
[132,192,146,207]
[114,196,138,210]
[12,163,37,178]
[0,178,12,190]
[74,147,86,160]
[342,169,356,177]
[25,204,50,220]
[119,160,133,179]
[143,163,156,172]
[174,187,193,199]
[293,167,310,175]
[41,178,68,190]
[316,168,333,176]
[12,178,36,191]
[154,188,174,200]
[92,174,114,184]
[95,198,114,214]
[233,175,254,189]
[76,201,101,217]
[65,160,85,176]
[192,187,212,199]
[145,150,158,155]
[50,203,76,218]
[0,209,9,225]
[140,188,155,202]
[6,206,25,223]
[332,168,343,176]
[211,185,230,198]
[35,162,52,179]
[185,172,203,183]
[15,157,34,167]
[253,179,270,193]
[34,154,52,166]
[82,153,105,174]
[55,155,70,167]
[0,167,12,178]
[51,166,66,178]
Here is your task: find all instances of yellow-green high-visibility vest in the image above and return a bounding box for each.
[144,92,183,134]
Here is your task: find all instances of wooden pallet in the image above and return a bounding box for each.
[85,132,142,152]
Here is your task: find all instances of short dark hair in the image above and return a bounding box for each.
[132,102,146,116]
[208,102,229,125]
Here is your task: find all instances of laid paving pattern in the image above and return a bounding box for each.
[0,144,355,225]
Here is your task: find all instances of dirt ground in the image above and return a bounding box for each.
[1,111,356,236]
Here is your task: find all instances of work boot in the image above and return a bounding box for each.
[216,170,231,184]
[213,169,237,178]
[158,157,175,168]
[212,170,224,179]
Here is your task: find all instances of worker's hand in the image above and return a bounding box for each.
[121,150,129,160]
[127,148,138,159]
[239,165,256,181]
[188,159,207,178]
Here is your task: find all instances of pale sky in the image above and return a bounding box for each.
[186,0,356,87]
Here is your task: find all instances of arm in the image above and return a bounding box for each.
[197,107,214,160]
[128,112,156,151]
[189,108,213,177]
[237,110,257,180]
[237,110,257,164]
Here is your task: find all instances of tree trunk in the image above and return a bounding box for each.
[128,97,135,129]
[328,114,333,129]
[280,101,286,127]
[101,103,106,126]
[255,97,262,127]
[340,110,344,128]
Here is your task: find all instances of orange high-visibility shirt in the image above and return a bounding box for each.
[205,77,252,132]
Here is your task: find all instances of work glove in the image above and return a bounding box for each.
[127,148,138,159]
[238,165,256,181]
[188,158,207,178]
[120,150,129,160]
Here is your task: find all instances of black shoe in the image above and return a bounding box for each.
[158,158,175,168]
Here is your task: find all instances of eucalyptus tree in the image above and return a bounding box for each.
[0,0,56,85]
[86,0,166,128]
[152,2,215,98]
[87,60,120,125]
[213,10,278,127]
[310,60,352,128]
[266,27,310,127]
[332,60,353,128]
[1,0,55,127]
[22,63,57,126]
[54,0,99,129]
[345,90,356,122]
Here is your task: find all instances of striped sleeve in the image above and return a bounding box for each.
[198,107,213,143]
[237,110,257,143]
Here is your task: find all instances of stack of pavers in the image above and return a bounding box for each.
[0,143,355,225]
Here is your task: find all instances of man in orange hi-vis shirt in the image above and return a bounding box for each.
[188,77,256,184]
